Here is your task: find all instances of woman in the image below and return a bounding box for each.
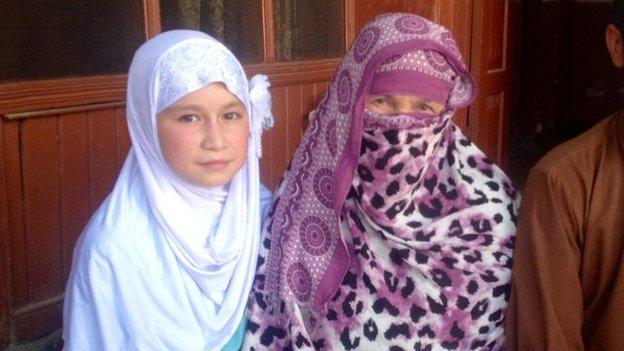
[244,13,518,350]
[63,30,274,350]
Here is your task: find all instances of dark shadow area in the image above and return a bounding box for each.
[508,0,624,189]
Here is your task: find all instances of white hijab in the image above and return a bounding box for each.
[63,30,273,350]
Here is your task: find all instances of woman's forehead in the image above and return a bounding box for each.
[368,93,439,103]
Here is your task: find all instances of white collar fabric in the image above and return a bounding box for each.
[63,30,274,350]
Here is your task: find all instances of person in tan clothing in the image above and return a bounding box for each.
[505,1,624,349]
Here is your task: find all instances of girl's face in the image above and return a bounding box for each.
[157,82,249,187]
[365,94,445,115]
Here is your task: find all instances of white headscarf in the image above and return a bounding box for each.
[63,30,273,350]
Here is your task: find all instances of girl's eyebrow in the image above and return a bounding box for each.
[221,101,243,110]
[163,104,203,113]
[163,101,243,114]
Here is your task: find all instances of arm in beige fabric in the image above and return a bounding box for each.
[505,165,585,351]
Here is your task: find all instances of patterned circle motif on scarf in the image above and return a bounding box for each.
[247,13,519,350]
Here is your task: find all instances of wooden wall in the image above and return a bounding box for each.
[3,105,130,343]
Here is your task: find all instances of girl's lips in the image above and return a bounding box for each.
[198,160,230,170]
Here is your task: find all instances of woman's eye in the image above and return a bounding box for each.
[223,112,241,121]
[418,104,435,113]
[179,114,199,123]
[371,98,388,106]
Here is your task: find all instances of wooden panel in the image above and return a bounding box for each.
[0,121,10,348]
[116,107,132,169]
[59,112,90,279]
[0,75,126,116]
[246,58,338,87]
[484,93,505,157]
[353,0,436,32]
[21,117,63,303]
[286,85,304,162]
[89,109,121,211]
[469,0,512,166]
[484,0,506,72]
[258,79,329,189]
[14,300,62,343]
[143,0,162,39]
[261,0,277,61]
[261,86,288,189]
[4,122,27,310]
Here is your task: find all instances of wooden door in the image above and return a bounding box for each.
[468,0,514,166]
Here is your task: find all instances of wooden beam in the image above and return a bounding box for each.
[0,75,127,116]
[344,0,357,49]
[143,0,162,39]
[261,0,276,62]
[0,119,11,348]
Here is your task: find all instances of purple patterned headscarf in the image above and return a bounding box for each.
[262,13,517,327]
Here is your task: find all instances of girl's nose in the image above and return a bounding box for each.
[200,120,226,150]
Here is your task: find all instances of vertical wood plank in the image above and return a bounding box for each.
[410,0,436,20]
[268,86,289,189]
[21,116,63,302]
[344,0,357,49]
[469,0,513,166]
[353,0,437,33]
[116,106,131,169]
[143,0,162,39]
[261,0,276,62]
[300,82,318,119]
[59,112,90,280]
[286,85,303,159]
[88,109,119,211]
[4,122,27,309]
[260,86,285,189]
[0,120,11,348]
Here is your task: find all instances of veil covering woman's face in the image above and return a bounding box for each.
[244,12,518,351]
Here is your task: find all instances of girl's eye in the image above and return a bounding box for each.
[223,112,241,121]
[179,114,199,123]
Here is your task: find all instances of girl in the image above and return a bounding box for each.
[244,13,519,350]
[63,30,274,350]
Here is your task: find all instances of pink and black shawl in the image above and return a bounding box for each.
[245,13,519,350]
